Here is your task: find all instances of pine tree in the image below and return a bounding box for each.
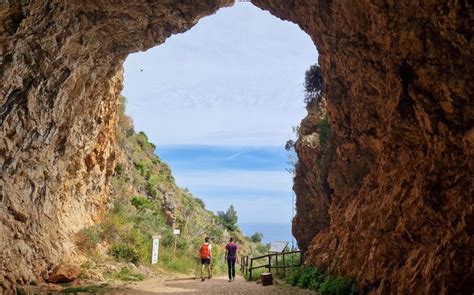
[217,204,238,232]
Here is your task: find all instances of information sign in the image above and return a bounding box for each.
[269,241,289,253]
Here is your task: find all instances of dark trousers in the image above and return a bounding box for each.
[227,258,236,279]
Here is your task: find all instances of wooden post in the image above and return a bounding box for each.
[282,252,286,276]
[268,254,272,273]
[172,229,180,258]
[173,234,177,257]
[275,254,279,276]
[249,258,253,280]
[245,256,248,274]
[245,256,248,276]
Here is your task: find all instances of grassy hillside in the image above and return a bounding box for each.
[75,96,267,280]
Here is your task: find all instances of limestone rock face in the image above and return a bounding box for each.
[292,100,332,252]
[0,0,231,290]
[252,0,473,293]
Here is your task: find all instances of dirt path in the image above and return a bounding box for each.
[115,275,317,294]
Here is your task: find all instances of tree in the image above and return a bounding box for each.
[250,232,264,243]
[285,139,295,151]
[217,205,238,232]
[304,64,324,105]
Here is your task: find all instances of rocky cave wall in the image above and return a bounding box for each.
[252,0,473,294]
[0,0,472,293]
[0,0,231,290]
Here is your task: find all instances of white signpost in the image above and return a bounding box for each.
[151,235,161,264]
[173,229,180,257]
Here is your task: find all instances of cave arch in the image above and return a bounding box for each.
[121,2,318,240]
[0,1,471,293]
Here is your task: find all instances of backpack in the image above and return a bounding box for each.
[200,243,210,258]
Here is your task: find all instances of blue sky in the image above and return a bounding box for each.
[156,146,292,223]
[122,2,317,226]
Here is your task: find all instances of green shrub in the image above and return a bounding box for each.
[288,267,303,286]
[297,267,318,289]
[158,250,196,273]
[131,195,155,211]
[250,232,264,243]
[256,243,269,253]
[136,132,149,149]
[286,266,358,295]
[145,177,158,197]
[309,268,327,290]
[62,284,109,293]
[112,267,144,281]
[157,162,174,183]
[194,197,206,209]
[114,163,123,176]
[320,275,358,295]
[144,169,152,181]
[133,160,149,177]
[134,131,156,152]
[208,226,224,244]
[319,114,330,146]
[109,243,140,264]
[161,230,177,247]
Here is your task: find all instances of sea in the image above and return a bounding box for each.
[239,222,297,248]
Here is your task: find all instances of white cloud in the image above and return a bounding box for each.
[127,103,303,146]
[122,3,317,147]
[173,169,292,193]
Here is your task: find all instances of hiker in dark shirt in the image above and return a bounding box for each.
[224,237,239,282]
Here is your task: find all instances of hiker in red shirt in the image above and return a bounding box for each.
[225,237,239,282]
[199,236,212,281]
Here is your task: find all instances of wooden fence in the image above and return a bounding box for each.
[240,250,303,280]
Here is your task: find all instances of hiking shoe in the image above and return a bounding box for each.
[228,279,232,282]
[201,278,205,282]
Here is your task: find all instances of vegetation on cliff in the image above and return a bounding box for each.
[75,96,267,280]
[303,64,324,106]
[287,266,358,295]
